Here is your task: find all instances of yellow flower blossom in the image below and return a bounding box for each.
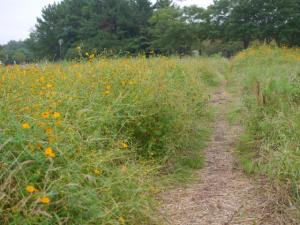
[39,76,45,82]
[44,147,56,158]
[26,185,38,193]
[22,123,30,129]
[42,112,50,118]
[37,143,43,150]
[45,128,53,134]
[119,217,125,225]
[52,112,61,119]
[55,121,62,126]
[104,90,110,96]
[94,169,102,175]
[38,196,51,204]
[121,142,129,149]
[46,83,53,88]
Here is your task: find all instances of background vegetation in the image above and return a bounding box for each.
[228,46,300,216]
[1,0,299,63]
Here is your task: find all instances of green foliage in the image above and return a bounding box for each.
[230,46,300,204]
[0,57,221,224]
[28,0,153,60]
[225,0,300,47]
[0,41,34,64]
[2,0,299,61]
[149,7,197,55]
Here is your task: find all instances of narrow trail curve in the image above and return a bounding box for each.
[160,85,282,225]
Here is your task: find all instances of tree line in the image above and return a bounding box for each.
[0,0,299,63]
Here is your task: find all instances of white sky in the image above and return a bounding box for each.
[0,0,213,44]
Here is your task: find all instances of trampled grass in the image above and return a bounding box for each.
[0,57,222,224]
[228,46,300,214]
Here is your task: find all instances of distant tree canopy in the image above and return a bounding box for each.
[0,0,299,62]
[0,41,34,64]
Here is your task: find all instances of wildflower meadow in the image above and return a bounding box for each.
[0,57,222,224]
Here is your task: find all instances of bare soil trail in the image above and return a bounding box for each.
[160,84,285,225]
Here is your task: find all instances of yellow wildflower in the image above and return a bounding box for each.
[37,143,43,150]
[42,112,50,118]
[39,76,45,82]
[45,128,53,134]
[121,142,129,149]
[26,185,38,193]
[55,121,62,126]
[94,169,102,175]
[38,196,51,204]
[44,147,56,158]
[22,123,30,129]
[46,83,53,88]
[119,217,125,225]
[104,90,110,96]
[52,112,61,119]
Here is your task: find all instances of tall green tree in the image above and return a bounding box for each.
[225,0,258,48]
[224,0,300,48]
[149,7,197,55]
[272,0,300,46]
[30,0,153,59]
[154,0,173,9]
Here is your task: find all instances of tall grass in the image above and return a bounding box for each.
[0,57,221,224]
[229,46,300,209]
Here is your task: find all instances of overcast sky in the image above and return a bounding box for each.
[0,0,213,45]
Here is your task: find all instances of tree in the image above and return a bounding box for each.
[4,0,299,61]
[225,0,300,48]
[182,6,212,41]
[149,7,197,55]
[272,0,300,46]
[225,0,258,48]
[154,0,173,9]
[29,0,153,59]
[0,41,34,64]
[33,2,67,59]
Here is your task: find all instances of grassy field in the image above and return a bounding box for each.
[2,47,299,224]
[228,46,300,214]
[0,57,223,224]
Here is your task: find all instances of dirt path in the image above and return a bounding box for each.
[160,86,284,225]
